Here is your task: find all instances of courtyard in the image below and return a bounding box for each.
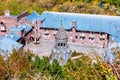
[24,40,106,59]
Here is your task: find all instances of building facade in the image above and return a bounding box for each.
[39,25,109,48]
[0,10,120,54]
[38,12,115,48]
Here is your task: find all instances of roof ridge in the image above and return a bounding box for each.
[43,11,120,18]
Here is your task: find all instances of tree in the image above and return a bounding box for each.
[0,55,7,79]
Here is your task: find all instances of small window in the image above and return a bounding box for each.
[44,28,47,31]
[100,33,105,41]
[80,36,85,40]
[89,37,94,40]
[0,22,6,32]
[58,43,63,46]
[61,43,62,46]
[100,33,103,36]
[36,29,38,33]
[44,30,49,36]
[91,32,94,35]
[36,38,39,41]
[63,43,64,46]
[58,43,60,46]
[53,34,55,36]
[32,26,34,29]
[75,36,78,39]
[100,38,102,41]
[100,38,105,41]
[0,26,5,31]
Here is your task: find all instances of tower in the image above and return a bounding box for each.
[50,21,72,65]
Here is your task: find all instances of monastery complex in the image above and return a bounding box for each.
[0,10,120,59]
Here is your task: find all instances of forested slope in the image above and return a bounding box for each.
[0,0,120,15]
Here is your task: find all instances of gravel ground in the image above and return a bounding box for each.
[24,40,106,59]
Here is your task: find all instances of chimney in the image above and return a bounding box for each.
[72,20,76,27]
[4,10,10,16]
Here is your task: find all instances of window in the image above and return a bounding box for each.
[100,33,103,36]
[43,29,50,39]
[100,38,105,41]
[44,29,49,35]
[80,32,86,40]
[36,29,38,33]
[80,36,85,40]
[0,22,6,32]
[53,34,55,36]
[75,36,78,39]
[58,43,64,46]
[63,43,66,46]
[89,37,94,40]
[91,32,94,35]
[60,43,62,46]
[0,26,5,31]
[57,43,67,46]
[89,32,95,41]
[58,43,60,46]
[32,26,34,29]
[100,33,105,41]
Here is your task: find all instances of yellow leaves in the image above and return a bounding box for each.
[52,7,58,12]
[29,9,34,14]
[92,1,99,6]
[101,62,113,75]
[63,1,71,5]
[104,3,110,9]
[0,0,118,16]
[117,52,120,58]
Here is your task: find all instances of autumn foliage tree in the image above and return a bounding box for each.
[0,0,119,15]
[0,55,7,79]
[0,49,118,79]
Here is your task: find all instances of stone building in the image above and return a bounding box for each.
[50,22,72,65]
[0,10,39,56]
[1,10,120,57]
[0,10,40,45]
[37,11,120,48]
